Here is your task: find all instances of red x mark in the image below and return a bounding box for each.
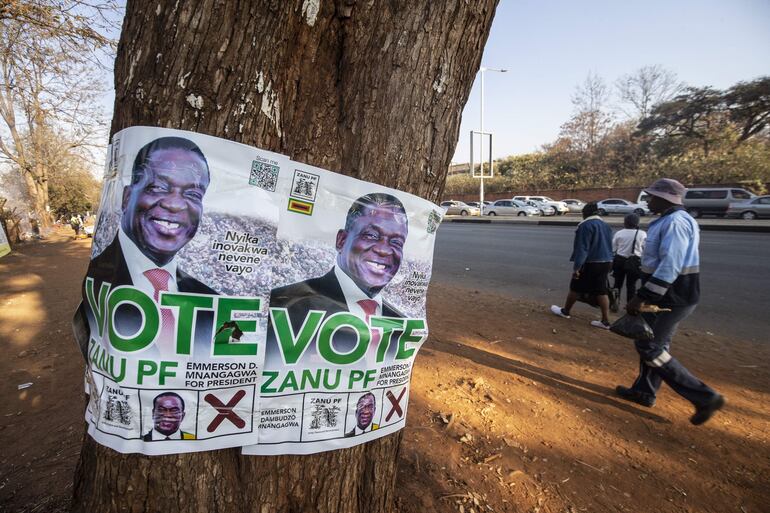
[204,390,246,432]
[385,388,406,421]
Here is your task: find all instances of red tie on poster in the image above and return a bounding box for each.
[358,299,381,353]
[144,268,176,353]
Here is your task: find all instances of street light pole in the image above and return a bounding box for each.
[478,67,507,214]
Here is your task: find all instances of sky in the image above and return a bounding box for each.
[452,0,770,163]
[94,0,769,166]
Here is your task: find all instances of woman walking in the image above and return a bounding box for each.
[611,213,646,311]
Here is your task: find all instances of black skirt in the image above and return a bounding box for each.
[570,262,612,295]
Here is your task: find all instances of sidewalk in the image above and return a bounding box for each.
[443,214,770,232]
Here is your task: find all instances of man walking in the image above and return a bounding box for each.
[550,202,614,329]
[617,178,724,425]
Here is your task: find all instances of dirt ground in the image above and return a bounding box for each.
[1,227,768,513]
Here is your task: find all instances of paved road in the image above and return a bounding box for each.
[431,223,770,342]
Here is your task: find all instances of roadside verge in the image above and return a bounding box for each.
[442,215,770,232]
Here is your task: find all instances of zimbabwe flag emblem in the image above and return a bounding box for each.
[288,198,314,215]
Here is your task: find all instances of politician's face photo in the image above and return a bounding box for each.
[152,393,186,436]
[122,145,210,265]
[355,393,376,430]
[336,204,408,295]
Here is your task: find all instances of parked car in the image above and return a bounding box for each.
[513,195,568,215]
[467,201,492,213]
[562,199,585,213]
[596,198,650,216]
[524,200,556,216]
[531,196,569,215]
[681,188,756,218]
[440,200,480,216]
[485,199,539,217]
[726,195,770,220]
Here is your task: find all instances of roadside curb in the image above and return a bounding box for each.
[697,224,770,233]
[442,217,770,232]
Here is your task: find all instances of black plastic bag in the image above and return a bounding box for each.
[610,314,654,341]
[576,292,599,308]
[623,255,642,273]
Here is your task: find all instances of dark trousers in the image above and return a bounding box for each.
[612,259,640,302]
[629,305,718,408]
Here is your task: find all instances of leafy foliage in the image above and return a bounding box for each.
[0,1,118,224]
[446,73,770,195]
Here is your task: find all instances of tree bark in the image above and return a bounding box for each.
[71,1,498,512]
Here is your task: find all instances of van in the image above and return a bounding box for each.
[638,188,755,217]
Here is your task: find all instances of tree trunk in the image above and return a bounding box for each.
[20,168,50,226]
[71,1,497,512]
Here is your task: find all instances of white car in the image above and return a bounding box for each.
[440,200,480,216]
[562,199,585,213]
[525,200,556,216]
[596,198,650,216]
[513,195,569,215]
[467,201,492,214]
[485,199,539,217]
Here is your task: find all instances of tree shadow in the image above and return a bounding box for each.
[0,233,90,510]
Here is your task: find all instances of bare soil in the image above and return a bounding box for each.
[1,228,768,513]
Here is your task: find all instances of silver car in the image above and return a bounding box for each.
[726,196,770,220]
[513,195,568,215]
[562,199,585,213]
[467,201,492,214]
[596,198,650,216]
[485,199,539,217]
[528,196,569,215]
[440,200,480,216]
[526,200,556,216]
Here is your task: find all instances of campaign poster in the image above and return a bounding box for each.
[77,127,286,455]
[0,222,10,258]
[243,161,443,455]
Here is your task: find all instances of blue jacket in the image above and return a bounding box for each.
[637,206,700,307]
[570,216,613,271]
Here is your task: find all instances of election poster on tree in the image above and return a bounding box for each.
[74,126,443,456]
[0,222,10,258]
[245,160,440,455]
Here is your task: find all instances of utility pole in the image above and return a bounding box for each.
[478,67,506,212]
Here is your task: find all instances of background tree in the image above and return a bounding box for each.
[442,76,770,197]
[636,86,725,157]
[0,196,24,244]
[723,76,770,143]
[70,1,499,512]
[0,0,116,225]
[560,72,614,154]
[616,65,683,120]
[43,136,102,217]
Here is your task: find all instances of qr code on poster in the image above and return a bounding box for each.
[249,160,279,191]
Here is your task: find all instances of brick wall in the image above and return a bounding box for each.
[446,183,770,204]
[448,186,644,204]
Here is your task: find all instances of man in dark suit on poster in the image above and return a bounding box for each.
[345,392,379,437]
[74,136,217,358]
[143,392,196,441]
[267,192,409,363]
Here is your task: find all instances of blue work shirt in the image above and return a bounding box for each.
[637,206,700,307]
